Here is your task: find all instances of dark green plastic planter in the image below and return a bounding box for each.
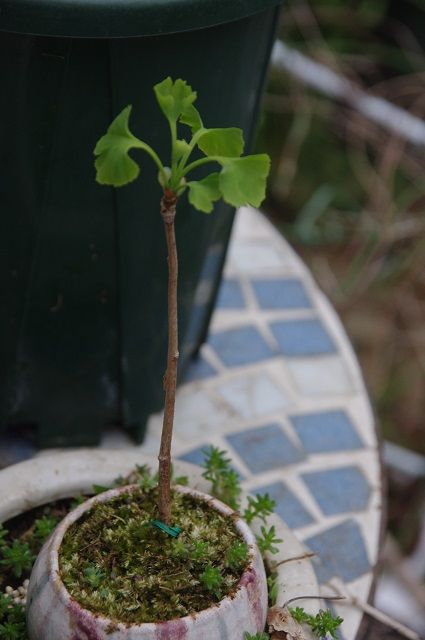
[0,0,281,446]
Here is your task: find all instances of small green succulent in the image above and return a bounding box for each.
[0,619,26,640]
[199,565,223,598]
[83,565,106,588]
[33,516,58,542]
[0,540,34,578]
[244,494,276,525]
[0,525,8,547]
[0,594,26,640]
[267,574,279,605]
[202,446,242,509]
[290,606,344,638]
[256,526,283,555]
[225,540,249,570]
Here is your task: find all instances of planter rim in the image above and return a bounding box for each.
[0,0,282,39]
[46,482,260,631]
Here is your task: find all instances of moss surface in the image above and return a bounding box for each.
[59,487,250,624]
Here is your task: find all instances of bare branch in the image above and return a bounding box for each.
[158,190,179,525]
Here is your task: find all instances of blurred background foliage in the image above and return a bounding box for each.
[258,0,425,469]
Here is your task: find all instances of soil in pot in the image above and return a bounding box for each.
[59,485,251,624]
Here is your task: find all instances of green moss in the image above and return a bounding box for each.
[59,487,250,624]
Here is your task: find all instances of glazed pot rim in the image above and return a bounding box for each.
[47,483,260,631]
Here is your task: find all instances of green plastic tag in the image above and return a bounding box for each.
[150,520,182,538]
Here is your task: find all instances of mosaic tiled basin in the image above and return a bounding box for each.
[27,484,267,640]
[0,450,319,639]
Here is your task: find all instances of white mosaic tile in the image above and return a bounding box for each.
[172,386,235,439]
[197,343,227,374]
[232,206,277,241]
[215,371,291,420]
[346,397,377,448]
[313,288,368,390]
[286,356,356,396]
[227,242,290,273]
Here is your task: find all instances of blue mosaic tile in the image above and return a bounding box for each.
[270,318,337,357]
[179,446,210,467]
[208,326,276,368]
[183,355,217,383]
[305,519,371,583]
[290,410,363,453]
[252,278,312,310]
[178,446,244,480]
[302,466,371,516]
[251,481,314,529]
[226,424,305,473]
[216,279,246,309]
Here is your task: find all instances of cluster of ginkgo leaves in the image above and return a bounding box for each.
[94,77,270,213]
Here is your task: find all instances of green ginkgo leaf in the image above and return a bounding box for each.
[198,128,244,158]
[180,103,203,132]
[94,105,144,187]
[218,155,270,207]
[154,77,197,124]
[175,139,191,161]
[187,173,221,213]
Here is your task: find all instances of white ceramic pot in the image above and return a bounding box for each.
[0,450,319,639]
[27,483,267,640]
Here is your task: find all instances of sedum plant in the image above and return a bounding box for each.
[201,445,242,509]
[0,540,34,579]
[290,607,344,639]
[94,77,270,524]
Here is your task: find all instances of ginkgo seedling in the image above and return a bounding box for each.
[94,77,270,525]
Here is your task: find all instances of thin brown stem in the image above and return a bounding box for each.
[158,189,179,525]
